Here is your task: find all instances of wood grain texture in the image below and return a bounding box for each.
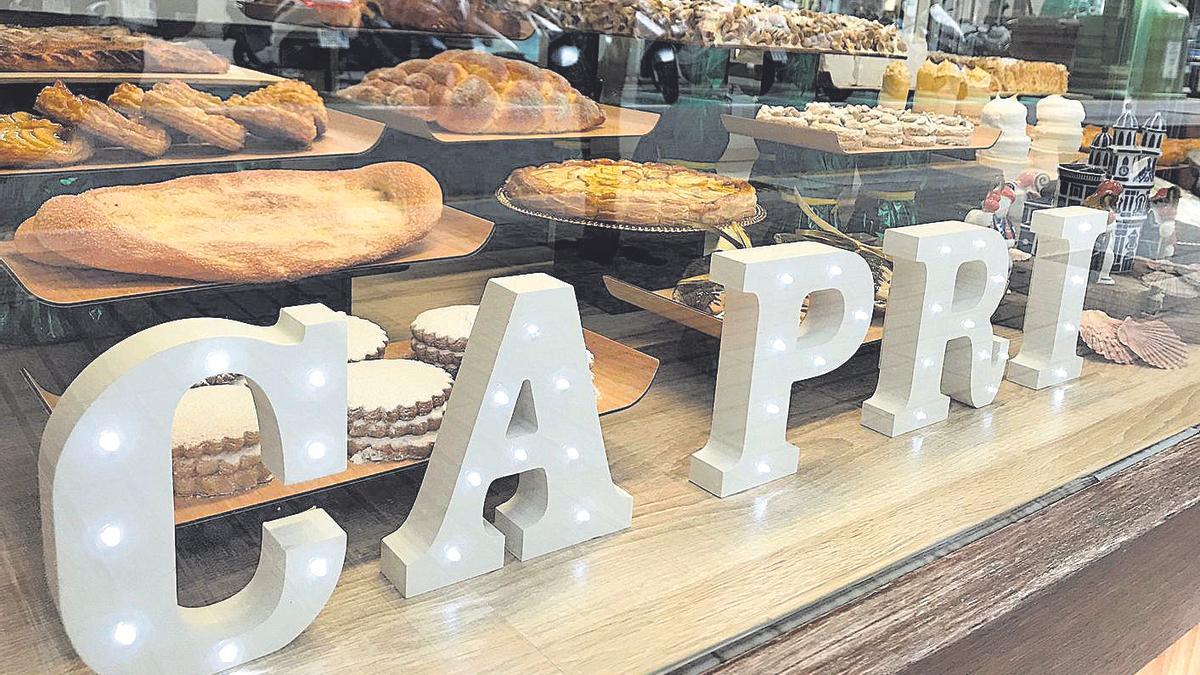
[1,227,1197,672]
[1139,620,1200,675]
[709,432,1200,675]
[0,109,384,177]
[0,206,494,306]
[0,63,283,85]
[603,274,886,343]
[338,103,661,143]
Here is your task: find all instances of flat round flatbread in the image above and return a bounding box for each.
[14,162,442,282]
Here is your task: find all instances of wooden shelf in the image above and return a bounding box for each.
[21,328,658,526]
[0,64,283,86]
[723,113,1001,155]
[332,102,660,143]
[0,206,494,307]
[0,109,384,177]
[603,275,886,343]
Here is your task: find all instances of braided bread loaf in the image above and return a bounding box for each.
[338,50,605,134]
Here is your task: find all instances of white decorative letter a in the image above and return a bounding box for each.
[382,273,632,597]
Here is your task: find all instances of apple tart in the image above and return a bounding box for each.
[503,158,757,227]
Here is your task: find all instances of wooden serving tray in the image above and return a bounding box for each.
[22,329,658,526]
[333,102,660,142]
[0,109,384,177]
[722,113,1002,155]
[0,64,283,86]
[603,275,885,344]
[0,206,493,307]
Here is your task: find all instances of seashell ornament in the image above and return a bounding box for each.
[1117,317,1189,369]
[1079,310,1136,364]
[1143,271,1200,299]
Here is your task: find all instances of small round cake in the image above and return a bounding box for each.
[171,384,272,499]
[346,359,454,463]
[409,304,595,376]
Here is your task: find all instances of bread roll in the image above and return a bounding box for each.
[15,162,442,283]
[339,50,605,134]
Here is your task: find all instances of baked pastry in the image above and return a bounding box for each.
[956,66,993,119]
[0,24,227,73]
[879,60,910,109]
[106,82,146,117]
[230,80,328,133]
[171,384,272,499]
[141,80,246,151]
[697,3,905,54]
[929,52,1068,95]
[14,162,442,282]
[0,112,93,168]
[224,80,327,145]
[409,304,594,377]
[338,50,605,134]
[913,59,961,116]
[755,103,975,150]
[346,359,454,462]
[34,81,170,157]
[373,0,522,36]
[503,158,756,227]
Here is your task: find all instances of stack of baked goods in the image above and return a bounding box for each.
[409,303,596,379]
[532,0,905,54]
[372,0,525,35]
[502,158,757,227]
[172,384,273,499]
[928,52,1068,95]
[337,50,605,134]
[1,78,329,168]
[532,0,638,35]
[347,360,453,463]
[755,103,976,150]
[698,4,906,55]
[410,305,478,376]
[201,311,389,386]
[13,162,442,283]
[0,24,228,73]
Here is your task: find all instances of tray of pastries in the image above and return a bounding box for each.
[334,50,659,141]
[0,24,279,84]
[498,158,764,235]
[0,79,383,174]
[237,0,534,38]
[533,0,906,56]
[724,103,1001,154]
[0,162,495,306]
[927,52,1069,96]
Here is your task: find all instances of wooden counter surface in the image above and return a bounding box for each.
[0,248,1197,673]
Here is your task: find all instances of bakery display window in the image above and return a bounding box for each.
[1,0,1200,671]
